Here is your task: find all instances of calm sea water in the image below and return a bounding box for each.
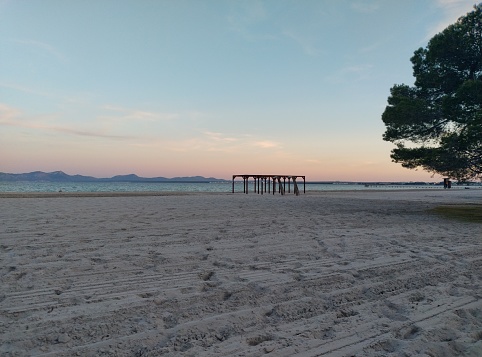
[0,181,476,193]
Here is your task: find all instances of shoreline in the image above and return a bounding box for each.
[0,187,480,199]
[0,191,211,198]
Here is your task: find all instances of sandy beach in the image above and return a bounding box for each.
[1,190,481,356]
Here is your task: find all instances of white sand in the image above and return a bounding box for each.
[1,190,481,356]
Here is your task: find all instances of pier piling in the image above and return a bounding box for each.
[232,175,305,195]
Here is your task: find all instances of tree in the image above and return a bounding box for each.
[381,4,482,182]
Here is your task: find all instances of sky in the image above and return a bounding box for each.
[0,0,477,181]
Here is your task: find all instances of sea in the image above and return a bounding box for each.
[0,181,479,193]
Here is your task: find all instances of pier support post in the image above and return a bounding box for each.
[232,174,305,195]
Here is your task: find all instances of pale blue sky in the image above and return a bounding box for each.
[0,0,476,180]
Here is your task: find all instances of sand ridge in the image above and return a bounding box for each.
[1,190,481,356]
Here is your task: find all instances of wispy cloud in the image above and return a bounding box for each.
[203,131,281,149]
[351,2,380,14]
[254,140,280,149]
[341,64,373,73]
[41,125,133,139]
[0,103,133,140]
[165,130,285,155]
[227,1,277,42]
[359,41,383,54]
[204,131,239,143]
[0,82,55,97]
[10,39,66,62]
[0,103,20,119]
[185,111,208,121]
[101,105,179,122]
[427,0,476,38]
[283,30,321,56]
[201,131,281,151]
[2,119,133,139]
[328,63,373,83]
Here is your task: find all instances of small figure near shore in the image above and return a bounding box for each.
[443,178,451,189]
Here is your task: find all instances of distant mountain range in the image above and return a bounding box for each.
[0,171,227,183]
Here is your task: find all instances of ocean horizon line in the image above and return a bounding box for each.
[3,170,480,185]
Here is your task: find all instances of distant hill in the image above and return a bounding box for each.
[0,171,227,183]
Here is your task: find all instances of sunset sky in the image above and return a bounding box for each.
[0,0,476,181]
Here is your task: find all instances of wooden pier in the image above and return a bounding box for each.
[232,175,305,195]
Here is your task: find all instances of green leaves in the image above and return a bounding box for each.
[381,4,482,181]
[382,85,445,142]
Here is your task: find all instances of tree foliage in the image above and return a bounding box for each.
[381,4,482,181]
